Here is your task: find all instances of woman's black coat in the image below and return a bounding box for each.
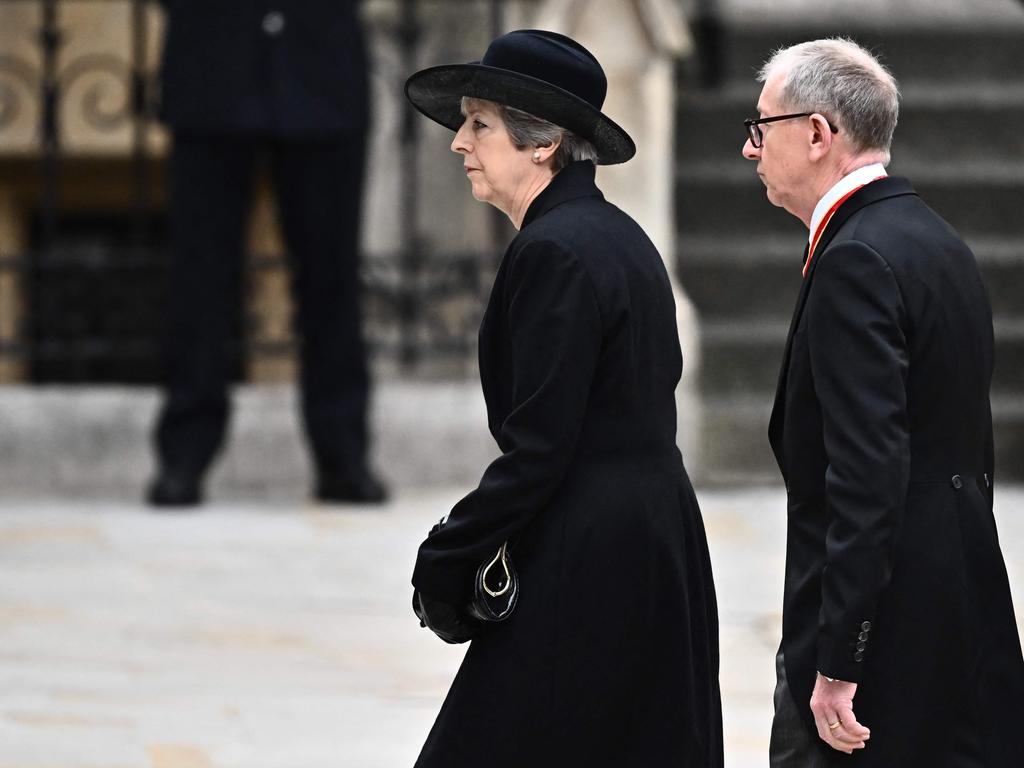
[412,162,723,767]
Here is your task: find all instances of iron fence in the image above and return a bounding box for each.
[0,0,505,382]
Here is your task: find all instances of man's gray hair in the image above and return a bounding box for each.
[758,38,900,162]
[461,97,598,170]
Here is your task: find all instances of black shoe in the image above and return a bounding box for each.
[147,469,203,508]
[315,469,388,505]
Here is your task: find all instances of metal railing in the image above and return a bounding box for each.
[0,0,505,382]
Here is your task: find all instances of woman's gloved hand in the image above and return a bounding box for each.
[413,590,477,644]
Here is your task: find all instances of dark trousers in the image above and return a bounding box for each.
[154,131,370,479]
[770,648,986,767]
[770,649,827,767]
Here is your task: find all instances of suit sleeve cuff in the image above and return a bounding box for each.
[817,630,869,684]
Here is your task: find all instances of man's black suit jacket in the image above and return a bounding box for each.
[770,176,1024,765]
[158,0,368,137]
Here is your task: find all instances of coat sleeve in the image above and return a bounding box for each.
[412,240,603,604]
[806,240,911,683]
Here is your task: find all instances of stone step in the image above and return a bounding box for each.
[698,321,787,395]
[698,319,1024,396]
[678,236,1024,321]
[676,163,1024,238]
[697,393,1024,485]
[704,22,1024,90]
[694,395,777,485]
[994,398,1024,482]
[713,0,1024,27]
[676,85,1024,167]
[0,382,495,500]
[676,5,1024,486]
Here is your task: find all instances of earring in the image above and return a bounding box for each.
[532,151,541,162]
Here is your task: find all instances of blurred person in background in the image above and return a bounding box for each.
[148,1,386,507]
[743,37,1024,766]
[404,30,722,767]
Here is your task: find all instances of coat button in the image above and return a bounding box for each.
[858,631,869,641]
[856,641,867,651]
[262,11,285,35]
[854,651,865,662]
[860,620,872,631]
[951,474,963,489]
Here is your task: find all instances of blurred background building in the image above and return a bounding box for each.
[1,0,1022,498]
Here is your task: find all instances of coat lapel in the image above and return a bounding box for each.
[768,243,810,472]
[767,177,918,475]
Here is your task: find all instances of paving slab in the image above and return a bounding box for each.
[1,486,1022,767]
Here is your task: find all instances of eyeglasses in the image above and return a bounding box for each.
[744,113,839,148]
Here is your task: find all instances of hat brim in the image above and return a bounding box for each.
[405,64,636,165]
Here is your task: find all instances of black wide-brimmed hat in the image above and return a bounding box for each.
[405,29,635,165]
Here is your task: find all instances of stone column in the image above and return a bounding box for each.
[533,0,703,466]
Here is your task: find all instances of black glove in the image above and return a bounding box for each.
[412,590,477,644]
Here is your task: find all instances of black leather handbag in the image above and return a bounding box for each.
[413,517,519,643]
[467,541,519,622]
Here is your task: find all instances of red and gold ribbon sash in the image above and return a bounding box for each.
[804,176,887,278]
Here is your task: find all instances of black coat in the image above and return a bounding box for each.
[158,0,368,137]
[412,163,723,767]
[771,176,1024,766]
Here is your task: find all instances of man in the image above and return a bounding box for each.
[149,1,386,506]
[744,38,1024,765]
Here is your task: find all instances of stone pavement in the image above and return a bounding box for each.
[1,487,1022,768]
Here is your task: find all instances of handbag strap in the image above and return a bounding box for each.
[481,542,512,597]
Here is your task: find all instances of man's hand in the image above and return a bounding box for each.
[810,673,871,753]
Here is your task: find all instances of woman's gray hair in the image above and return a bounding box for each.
[758,38,900,163]
[461,97,598,170]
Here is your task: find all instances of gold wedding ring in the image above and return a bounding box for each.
[828,720,842,730]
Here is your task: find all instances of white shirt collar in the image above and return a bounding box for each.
[808,163,888,243]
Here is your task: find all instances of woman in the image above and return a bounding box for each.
[406,30,723,767]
